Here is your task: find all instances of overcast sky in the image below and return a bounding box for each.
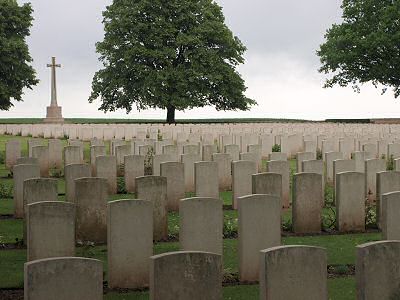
[2,0,399,120]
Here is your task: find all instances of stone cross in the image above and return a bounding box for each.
[47,57,61,107]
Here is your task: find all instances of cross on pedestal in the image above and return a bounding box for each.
[43,56,64,123]
[47,57,61,107]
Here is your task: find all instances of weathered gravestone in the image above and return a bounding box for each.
[336,172,365,232]
[194,161,219,199]
[387,143,400,159]
[180,198,223,255]
[183,144,200,155]
[232,160,257,209]
[362,143,377,158]
[339,138,354,160]
[6,140,21,170]
[64,163,91,203]
[181,153,201,193]
[375,171,400,226]
[95,155,117,194]
[302,159,324,197]
[160,162,185,211]
[269,152,287,161]
[365,158,386,203]
[247,144,263,171]
[115,144,132,176]
[353,151,373,173]
[260,134,274,158]
[325,151,343,184]
[381,192,400,240]
[23,178,58,242]
[202,144,218,161]
[136,176,168,241]
[333,159,356,201]
[13,164,40,218]
[150,251,222,300]
[152,154,173,176]
[356,241,400,300]
[16,157,38,165]
[90,145,106,176]
[224,144,240,161]
[75,177,108,243]
[267,160,290,208]
[260,246,327,300]
[27,201,75,261]
[24,257,103,300]
[31,146,49,177]
[251,173,282,204]
[162,144,179,161]
[238,194,281,282]
[124,155,144,193]
[212,153,232,191]
[110,139,125,155]
[304,140,317,155]
[240,152,260,172]
[64,145,83,166]
[296,152,316,173]
[48,139,62,169]
[108,199,153,288]
[292,173,322,233]
[28,139,43,157]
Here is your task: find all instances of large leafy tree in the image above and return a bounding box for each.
[0,0,38,110]
[90,0,255,123]
[318,0,400,98]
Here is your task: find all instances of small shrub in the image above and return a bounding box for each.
[49,169,63,178]
[282,218,292,231]
[144,147,154,175]
[322,206,336,231]
[316,149,323,160]
[117,177,127,194]
[0,182,13,198]
[223,215,238,238]
[322,185,336,230]
[168,224,179,240]
[365,200,377,228]
[272,144,281,153]
[324,185,334,206]
[387,154,394,171]
[333,265,351,275]
[223,269,238,284]
[77,241,95,257]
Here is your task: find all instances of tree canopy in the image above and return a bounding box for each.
[89,0,256,123]
[318,0,400,98]
[0,0,38,110]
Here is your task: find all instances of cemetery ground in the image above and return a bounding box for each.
[0,135,381,299]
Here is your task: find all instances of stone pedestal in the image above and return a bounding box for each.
[43,106,64,123]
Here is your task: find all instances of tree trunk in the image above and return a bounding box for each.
[166,106,176,124]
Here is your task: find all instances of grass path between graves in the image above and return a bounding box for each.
[103,278,356,300]
[0,233,380,291]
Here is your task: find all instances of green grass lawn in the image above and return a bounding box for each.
[102,277,355,300]
[103,278,355,300]
[0,233,380,290]
[0,134,375,299]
